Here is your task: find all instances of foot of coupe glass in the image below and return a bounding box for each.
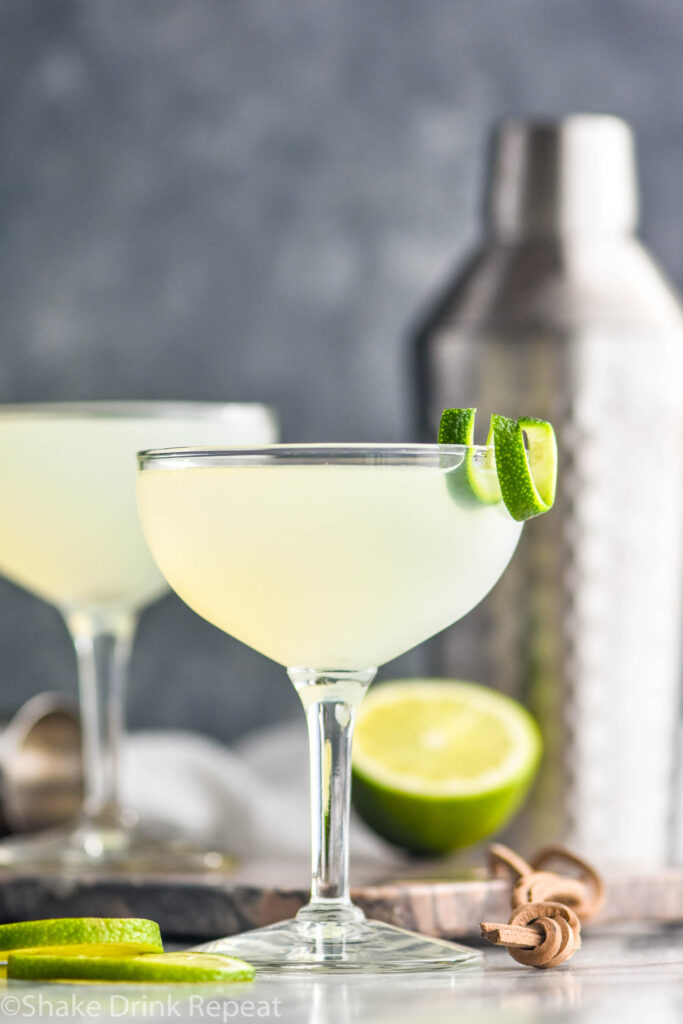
[191,917,480,973]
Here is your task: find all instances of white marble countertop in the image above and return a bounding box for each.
[1,925,682,1023]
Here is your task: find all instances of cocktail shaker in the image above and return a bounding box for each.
[414,115,683,867]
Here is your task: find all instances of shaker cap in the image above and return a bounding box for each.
[486,115,638,237]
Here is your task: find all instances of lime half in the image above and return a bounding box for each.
[7,950,254,983]
[0,918,162,963]
[352,679,542,854]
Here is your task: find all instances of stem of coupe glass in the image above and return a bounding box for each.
[289,667,376,926]
[65,608,136,834]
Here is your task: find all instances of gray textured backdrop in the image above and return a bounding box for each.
[1,0,682,741]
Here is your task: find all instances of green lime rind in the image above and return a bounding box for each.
[352,754,539,855]
[437,408,476,446]
[491,414,557,521]
[0,919,162,961]
[7,951,255,984]
[438,408,502,506]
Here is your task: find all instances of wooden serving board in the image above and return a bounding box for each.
[0,860,681,939]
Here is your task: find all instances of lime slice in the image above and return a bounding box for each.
[7,950,254,983]
[490,414,557,521]
[0,918,162,961]
[438,408,501,506]
[352,679,542,854]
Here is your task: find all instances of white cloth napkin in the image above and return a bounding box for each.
[122,721,406,874]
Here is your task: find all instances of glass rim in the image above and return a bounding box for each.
[137,442,496,470]
[0,400,278,423]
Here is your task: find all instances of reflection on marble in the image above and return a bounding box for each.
[3,926,683,1023]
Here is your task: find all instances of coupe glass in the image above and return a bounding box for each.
[0,402,278,872]
[137,443,522,970]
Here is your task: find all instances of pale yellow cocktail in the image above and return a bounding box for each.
[138,459,520,669]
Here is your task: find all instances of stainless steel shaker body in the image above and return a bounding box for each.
[414,116,683,867]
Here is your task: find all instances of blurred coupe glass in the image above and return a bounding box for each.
[0,401,278,872]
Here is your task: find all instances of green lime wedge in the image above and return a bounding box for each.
[438,408,501,506]
[7,950,254,983]
[0,918,162,962]
[491,414,557,521]
[351,679,542,854]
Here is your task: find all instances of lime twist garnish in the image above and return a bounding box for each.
[491,414,557,521]
[438,408,478,447]
[438,408,557,521]
[438,408,501,505]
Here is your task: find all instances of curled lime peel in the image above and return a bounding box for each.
[438,408,557,521]
[438,408,502,506]
[491,414,557,521]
